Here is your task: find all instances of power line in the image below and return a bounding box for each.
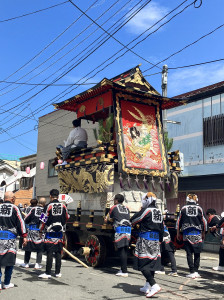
[0,0,134,131]
[0,1,69,23]
[0,0,99,93]
[68,0,160,70]
[0,1,150,130]
[194,0,202,8]
[0,127,35,152]
[0,0,116,97]
[169,58,224,70]
[143,22,224,73]
[7,0,192,120]
[56,0,194,99]
[144,72,161,77]
[11,57,221,89]
[0,0,205,136]
[0,0,131,108]
[144,57,224,76]
[0,110,74,144]
[0,80,98,87]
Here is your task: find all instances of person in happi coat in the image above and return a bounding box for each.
[105,194,131,277]
[155,223,178,276]
[0,191,27,289]
[130,192,163,298]
[176,194,207,279]
[38,189,69,279]
[21,198,45,269]
[208,208,224,271]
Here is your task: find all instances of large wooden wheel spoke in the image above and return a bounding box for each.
[84,235,106,267]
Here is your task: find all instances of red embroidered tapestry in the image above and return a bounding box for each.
[116,97,168,176]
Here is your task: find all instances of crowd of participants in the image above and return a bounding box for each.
[105,192,224,298]
[0,189,69,290]
[0,190,224,298]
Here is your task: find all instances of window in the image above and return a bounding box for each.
[203,114,224,147]
[48,159,58,177]
[20,163,35,189]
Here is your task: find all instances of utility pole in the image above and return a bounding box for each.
[162,64,168,132]
[161,65,168,213]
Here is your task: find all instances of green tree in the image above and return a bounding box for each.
[164,131,173,151]
[93,113,114,143]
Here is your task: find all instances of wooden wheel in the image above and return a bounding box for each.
[84,235,106,267]
[173,234,184,250]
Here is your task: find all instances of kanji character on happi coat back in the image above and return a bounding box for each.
[130,192,163,298]
[0,191,27,289]
[176,194,207,278]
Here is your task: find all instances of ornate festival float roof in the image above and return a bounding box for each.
[54,66,185,194]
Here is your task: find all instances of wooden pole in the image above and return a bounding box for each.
[22,211,88,268]
[62,247,89,268]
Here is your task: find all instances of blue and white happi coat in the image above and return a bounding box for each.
[0,201,26,266]
[131,205,164,271]
[109,204,131,248]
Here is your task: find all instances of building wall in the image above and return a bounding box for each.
[35,109,98,198]
[15,188,33,207]
[0,163,18,193]
[167,92,224,177]
[166,91,224,215]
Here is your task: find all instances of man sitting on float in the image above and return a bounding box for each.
[57,119,88,165]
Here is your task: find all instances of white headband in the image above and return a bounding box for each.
[186,195,198,203]
[141,193,157,208]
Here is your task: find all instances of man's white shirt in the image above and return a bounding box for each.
[64,126,88,147]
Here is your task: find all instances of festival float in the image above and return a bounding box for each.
[54,65,185,267]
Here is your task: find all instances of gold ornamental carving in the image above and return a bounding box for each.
[58,164,114,194]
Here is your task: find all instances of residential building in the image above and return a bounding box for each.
[15,154,36,206]
[167,81,224,215]
[0,159,20,193]
[0,155,36,206]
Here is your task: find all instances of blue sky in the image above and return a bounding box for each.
[0,0,224,159]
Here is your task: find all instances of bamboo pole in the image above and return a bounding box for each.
[63,247,89,268]
[22,211,88,268]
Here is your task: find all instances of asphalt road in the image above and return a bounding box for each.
[0,249,224,300]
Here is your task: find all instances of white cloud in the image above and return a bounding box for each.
[92,0,106,8]
[168,64,224,96]
[126,2,169,34]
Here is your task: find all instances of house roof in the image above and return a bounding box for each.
[54,65,186,111]
[173,80,224,101]
[0,159,20,170]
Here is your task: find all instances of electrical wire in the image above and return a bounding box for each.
[53,0,194,100]
[68,0,160,70]
[0,0,132,107]
[0,0,99,93]
[0,1,150,131]
[0,0,206,138]
[143,22,224,73]
[144,57,224,76]
[144,72,162,77]
[1,0,193,129]
[0,0,150,117]
[0,0,116,96]
[0,80,97,86]
[0,1,186,113]
[0,1,69,23]
[0,128,35,152]
[169,58,224,70]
